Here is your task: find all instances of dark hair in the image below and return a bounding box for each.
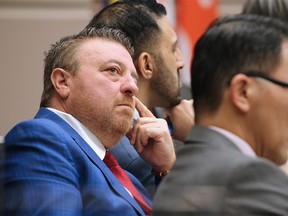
[191,14,288,115]
[242,0,288,22]
[40,27,133,107]
[86,0,166,60]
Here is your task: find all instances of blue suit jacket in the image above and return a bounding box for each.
[1,108,152,215]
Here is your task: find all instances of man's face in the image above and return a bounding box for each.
[151,16,184,108]
[67,38,138,148]
[252,42,288,165]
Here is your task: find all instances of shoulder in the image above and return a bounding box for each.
[221,158,288,213]
[4,117,76,170]
[154,155,288,214]
[229,157,288,188]
[5,117,71,144]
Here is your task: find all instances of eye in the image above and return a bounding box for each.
[108,66,120,74]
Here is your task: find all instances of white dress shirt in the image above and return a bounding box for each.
[47,108,106,160]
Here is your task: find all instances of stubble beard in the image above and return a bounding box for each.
[152,61,181,107]
[100,107,134,148]
[70,98,134,148]
[111,108,134,134]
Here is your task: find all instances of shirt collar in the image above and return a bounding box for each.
[47,108,106,160]
[134,109,140,120]
[209,126,256,158]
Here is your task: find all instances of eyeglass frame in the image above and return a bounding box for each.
[243,71,288,88]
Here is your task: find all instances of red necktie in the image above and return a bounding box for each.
[103,151,152,215]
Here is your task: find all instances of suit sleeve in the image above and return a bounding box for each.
[1,119,82,215]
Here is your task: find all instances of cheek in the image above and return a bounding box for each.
[169,55,178,69]
[78,81,114,110]
[266,95,288,148]
[89,78,117,97]
[273,93,288,125]
[165,58,178,78]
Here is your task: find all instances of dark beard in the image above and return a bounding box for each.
[151,57,181,107]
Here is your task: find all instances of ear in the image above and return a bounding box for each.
[136,52,154,80]
[229,74,251,113]
[51,68,71,99]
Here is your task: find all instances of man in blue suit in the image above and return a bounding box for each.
[0,27,175,215]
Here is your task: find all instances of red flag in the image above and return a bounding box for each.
[177,0,218,46]
[176,0,218,85]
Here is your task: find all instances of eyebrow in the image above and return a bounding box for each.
[106,59,138,80]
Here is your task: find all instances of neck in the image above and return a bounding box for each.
[93,129,124,149]
[136,80,153,109]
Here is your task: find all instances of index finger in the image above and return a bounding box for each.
[134,97,156,118]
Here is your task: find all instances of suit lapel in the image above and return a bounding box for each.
[35,108,145,215]
[72,136,144,214]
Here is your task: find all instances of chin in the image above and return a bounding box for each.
[170,97,181,107]
[279,154,288,165]
[117,119,132,134]
[270,153,288,165]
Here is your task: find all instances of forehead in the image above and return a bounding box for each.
[276,42,288,70]
[281,41,288,64]
[78,38,133,66]
[271,41,288,77]
[156,16,177,44]
[76,38,137,77]
[78,38,130,60]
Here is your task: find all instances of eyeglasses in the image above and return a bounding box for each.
[244,71,288,88]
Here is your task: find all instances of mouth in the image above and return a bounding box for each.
[116,97,135,110]
[117,103,134,109]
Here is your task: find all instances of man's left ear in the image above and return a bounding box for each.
[51,68,71,99]
[229,74,251,113]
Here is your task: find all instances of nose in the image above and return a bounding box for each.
[121,74,139,96]
[176,47,185,70]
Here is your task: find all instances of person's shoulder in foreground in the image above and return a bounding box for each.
[153,13,288,215]
[153,126,288,215]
